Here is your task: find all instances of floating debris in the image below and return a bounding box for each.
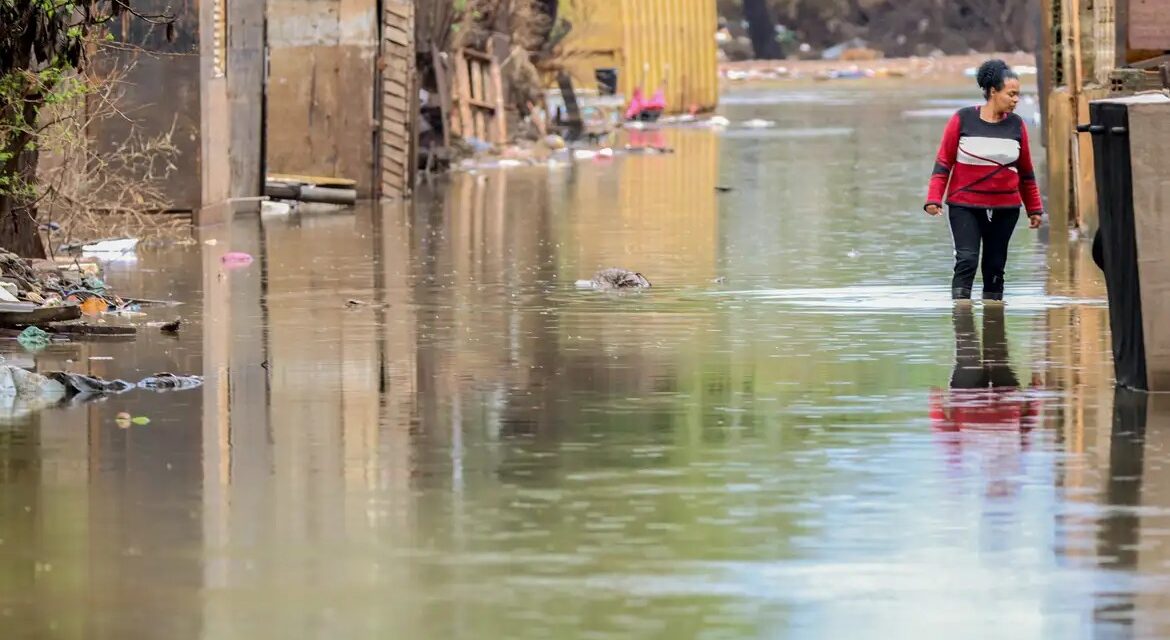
[139,373,203,392]
[577,268,652,290]
[221,252,254,269]
[16,326,51,351]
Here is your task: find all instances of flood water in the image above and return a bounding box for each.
[2,86,1162,639]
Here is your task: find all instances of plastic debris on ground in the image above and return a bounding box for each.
[0,247,152,332]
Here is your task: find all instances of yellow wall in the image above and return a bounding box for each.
[562,0,718,113]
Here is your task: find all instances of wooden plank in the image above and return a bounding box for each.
[463,48,492,62]
[488,34,509,144]
[434,55,454,145]
[380,0,415,199]
[454,51,475,140]
[464,97,497,110]
[267,172,358,187]
[490,62,506,144]
[470,58,487,140]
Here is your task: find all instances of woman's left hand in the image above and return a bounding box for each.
[1028,214,1043,229]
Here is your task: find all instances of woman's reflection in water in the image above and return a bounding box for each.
[930,304,1044,497]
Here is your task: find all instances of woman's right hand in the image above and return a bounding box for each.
[925,204,942,217]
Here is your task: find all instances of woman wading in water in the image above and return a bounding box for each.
[925,59,1044,302]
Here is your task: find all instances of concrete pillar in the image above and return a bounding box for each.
[228,0,267,204]
[199,0,232,222]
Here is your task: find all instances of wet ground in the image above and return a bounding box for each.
[1,86,1160,639]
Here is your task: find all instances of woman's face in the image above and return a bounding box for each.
[990,77,1021,114]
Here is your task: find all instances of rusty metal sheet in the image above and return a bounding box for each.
[1130,0,1170,51]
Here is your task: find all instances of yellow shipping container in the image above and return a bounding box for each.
[560,0,718,113]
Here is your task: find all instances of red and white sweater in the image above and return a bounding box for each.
[925,106,1044,215]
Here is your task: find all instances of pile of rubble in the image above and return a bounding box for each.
[0,247,159,336]
[0,365,203,420]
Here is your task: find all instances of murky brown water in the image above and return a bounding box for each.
[3,87,1161,639]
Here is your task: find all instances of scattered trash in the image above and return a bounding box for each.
[16,326,51,350]
[822,38,870,61]
[47,372,135,396]
[742,118,776,129]
[139,373,203,392]
[221,252,254,269]
[578,268,652,290]
[0,365,66,401]
[465,137,494,154]
[0,365,201,420]
[102,308,146,318]
[79,238,139,255]
[715,186,734,193]
[847,249,862,259]
[346,299,387,310]
[113,412,150,429]
[0,286,18,303]
[78,296,107,316]
[204,239,219,246]
[817,67,874,81]
[261,200,293,216]
[712,276,728,284]
[160,318,182,334]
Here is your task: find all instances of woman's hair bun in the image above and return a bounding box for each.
[976,59,1018,98]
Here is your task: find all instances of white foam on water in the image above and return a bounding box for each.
[707,284,1105,313]
[720,127,855,139]
[903,108,960,119]
[721,91,860,106]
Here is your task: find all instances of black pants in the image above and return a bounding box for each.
[948,205,1020,300]
[950,304,1020,390]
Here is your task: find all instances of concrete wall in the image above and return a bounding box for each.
[92,3,203,212]
[266,0,379,197]
[88,0,256,219]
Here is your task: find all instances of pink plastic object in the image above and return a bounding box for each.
[625,87,645,120]
[647,88,666,111]
[221,252,254,269]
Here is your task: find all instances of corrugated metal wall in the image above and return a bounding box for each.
[564,0,718,113]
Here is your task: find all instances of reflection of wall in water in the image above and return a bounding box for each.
[555,130,718,284]
[1044,232,1111,460]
